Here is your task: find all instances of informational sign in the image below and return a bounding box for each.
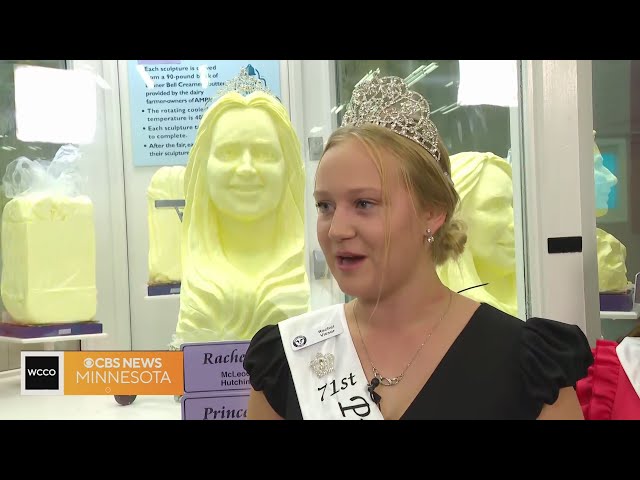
[181,340,251,420]
[127,60,281,167]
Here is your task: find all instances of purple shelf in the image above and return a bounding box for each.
[0,321,103,339]
[599,292,634,312]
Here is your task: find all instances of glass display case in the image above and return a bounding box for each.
[0,60,127,371]
[0,60,611,420]
[592,60,640,340]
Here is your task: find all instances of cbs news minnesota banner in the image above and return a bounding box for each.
[21,351,184,396]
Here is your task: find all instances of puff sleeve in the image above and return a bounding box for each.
[576,340,620,420]
[520,317,594,416]
[243,324,290,418]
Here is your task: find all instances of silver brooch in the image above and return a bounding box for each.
[309,352,335,378]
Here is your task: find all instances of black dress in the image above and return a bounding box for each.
[243,303,594,419]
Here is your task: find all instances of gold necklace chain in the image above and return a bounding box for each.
[353,290,453,387]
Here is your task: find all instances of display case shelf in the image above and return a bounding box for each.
[0,333,108,350]
[600,306,640,321]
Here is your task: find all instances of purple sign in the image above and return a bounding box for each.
[181,392,249,420]
[182,341,250,394]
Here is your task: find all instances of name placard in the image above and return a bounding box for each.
[181,341,250,394]
[181,391,250,420]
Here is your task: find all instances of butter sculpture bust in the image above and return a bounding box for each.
[174,88,310,344]
[597,227,628,293]
[147,165,185,285]
[594,132,629,293]
[437,137,628,317]
[437,152,517,317]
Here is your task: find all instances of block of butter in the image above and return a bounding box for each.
[1,193,97,324]
[147,166,185,285]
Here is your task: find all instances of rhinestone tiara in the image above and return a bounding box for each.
[216,66,274,98]
[341,69,441,162]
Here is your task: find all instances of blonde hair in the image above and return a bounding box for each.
[322,124,467,266]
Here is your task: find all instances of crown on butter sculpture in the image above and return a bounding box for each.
[341,69,441,162]
[216,66,274,98]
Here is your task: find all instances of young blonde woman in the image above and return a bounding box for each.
[244,71,593,420]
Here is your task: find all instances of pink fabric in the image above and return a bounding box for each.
[576,339,640,420]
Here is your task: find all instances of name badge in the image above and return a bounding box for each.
[290,319,343,351]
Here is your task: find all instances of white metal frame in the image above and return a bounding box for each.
[73,60,132,352]
[519,60,600,343]
[510,74,528,321]
[117,60,186,350]
[289,60,344,308]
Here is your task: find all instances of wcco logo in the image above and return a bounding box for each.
[21,352,65,395]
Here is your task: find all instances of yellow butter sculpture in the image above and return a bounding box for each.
[147,166,185,285]
[437,152,517,316]
[594,132,629,293]
[438,136,628,315]
[597,228,628,293]
[174,84,310,344]
[1,145,96,324]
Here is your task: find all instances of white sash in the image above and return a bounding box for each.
[617,337,640,400]
[279,304,384,420]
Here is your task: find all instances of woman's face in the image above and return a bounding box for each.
[462,161,515,274]
[207,107,285,221]
[315,138,430,299]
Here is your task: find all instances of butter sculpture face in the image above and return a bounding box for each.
[207,108,285,222]
[461,158,515,276]
[438,140,629,304]
[437,152,517,317]
[175,91,310,344]
[1,193,97,324]
[147,166,185,285]
[594,135,618,217]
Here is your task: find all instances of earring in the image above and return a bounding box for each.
[426,228,434,244]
